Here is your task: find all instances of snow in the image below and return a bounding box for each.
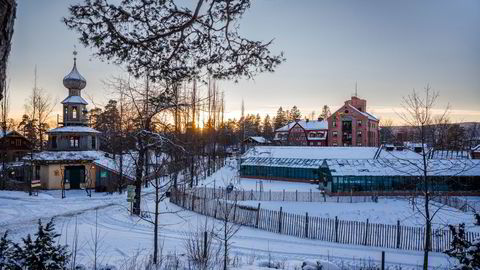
[0,130,13,138]
[246,136,271,144]
[237,198,480,231]
[61,95,89,105]
[326,158,480,177]
[243,146,379,159]
[0,189,457,268]
[47,126,101,133]
[347,104,378,121]
[275,120,328,132]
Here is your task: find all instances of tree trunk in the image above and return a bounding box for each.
[133,145,145,215]
[153,179,159,264]
[0,0,16,102]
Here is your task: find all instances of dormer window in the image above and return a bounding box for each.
[72,106,78,119]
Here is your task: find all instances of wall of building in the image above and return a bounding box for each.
[48,133,98,151]
[327,97,379,147]
[39,163,96,189]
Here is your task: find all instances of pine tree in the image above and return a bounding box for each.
[274,107,287,130]
[0,231,19,270]
[319,105,331,120]
[289,105,301,122]
[445,223,480,269]
[14,219,69,270]
[262,114,274,139]
[253,114,262,135]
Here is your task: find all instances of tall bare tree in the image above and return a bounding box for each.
[396,85,477,269]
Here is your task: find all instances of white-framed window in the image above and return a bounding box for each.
[72,106,78,119]
[332,131,338,137]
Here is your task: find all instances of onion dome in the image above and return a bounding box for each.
[63,50,86,90]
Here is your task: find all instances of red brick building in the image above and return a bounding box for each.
[327,96,380,147]
[274,119,328,146]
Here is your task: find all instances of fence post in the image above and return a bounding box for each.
[305,212,309,238]
[203,231,208,260]
[283,189,285,201]
[251,189,253,200]
[192,195,196,211]
[364,218,369,246]
[296,190,298,202]
[310,189,312,202]
[381,251,385,270]
[269,189,272,201]
[255,203,261,228]
[243,189,245,201]
[396,220,401,249]
[278,207,283,233]
[335,216,339,242]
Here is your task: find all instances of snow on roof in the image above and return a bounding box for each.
[326,159,480,177]
[242,157,323,169]
[473,144,480,152]
[275,120,328,132]
[243,146,380,160]
[0,130,13,138]
[348,104,378,121]
[246,136,271,144]
[377,148,423,160]
[61,95,88,105]
[47,126,101,134]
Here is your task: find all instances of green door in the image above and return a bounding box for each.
[66,166,85,189]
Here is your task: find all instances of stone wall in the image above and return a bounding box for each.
[0,0,16,101]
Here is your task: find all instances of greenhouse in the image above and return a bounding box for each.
[239,156,480,193]
[240,157,325,182]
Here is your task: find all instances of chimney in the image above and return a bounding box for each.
[318,117,324,121]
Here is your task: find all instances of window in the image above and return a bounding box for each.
[332,131,338,137]
[64,106,68,120]
[358,120,362,127]
[16,139,21,146]
[357,143,362,146]
[72,106,78,119]
[357,131,362,137]
[70,136,79,148]
[51,136,57,149]
[92,136,96,149]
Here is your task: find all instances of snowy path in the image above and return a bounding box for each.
[0,191,456,268]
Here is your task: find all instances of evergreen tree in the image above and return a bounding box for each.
[289,105,301,122]
[319,105,331,120]
[445,223,480,269]
[262,114,274,139]
[253,114,262,135]
[13,219,69,270]
[274,107,287,130]
[0,231,19,270]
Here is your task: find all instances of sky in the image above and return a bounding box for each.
[6,0,480,125]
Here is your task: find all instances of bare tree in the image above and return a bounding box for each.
[213,189,242,270]
[396,85,477,269]
[24,68,56,151]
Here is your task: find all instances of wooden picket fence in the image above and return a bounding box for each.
[191,186,376,203]
[171,190,480,253]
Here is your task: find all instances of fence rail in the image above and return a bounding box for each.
[171,190,480,253]
[192,186,376,203]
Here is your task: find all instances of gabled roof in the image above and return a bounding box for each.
[245,136,271,144]
[347,104,378,121]
[61,95,88,105]
[473,144,480,152]
[275,120,328,132]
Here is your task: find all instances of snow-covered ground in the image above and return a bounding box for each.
[237,199,479,231]
[0,160,472,269]
[0,188,461,269]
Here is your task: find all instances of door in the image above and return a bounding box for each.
[65,166,85,189]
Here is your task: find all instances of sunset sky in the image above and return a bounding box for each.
[6,0,480,125]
